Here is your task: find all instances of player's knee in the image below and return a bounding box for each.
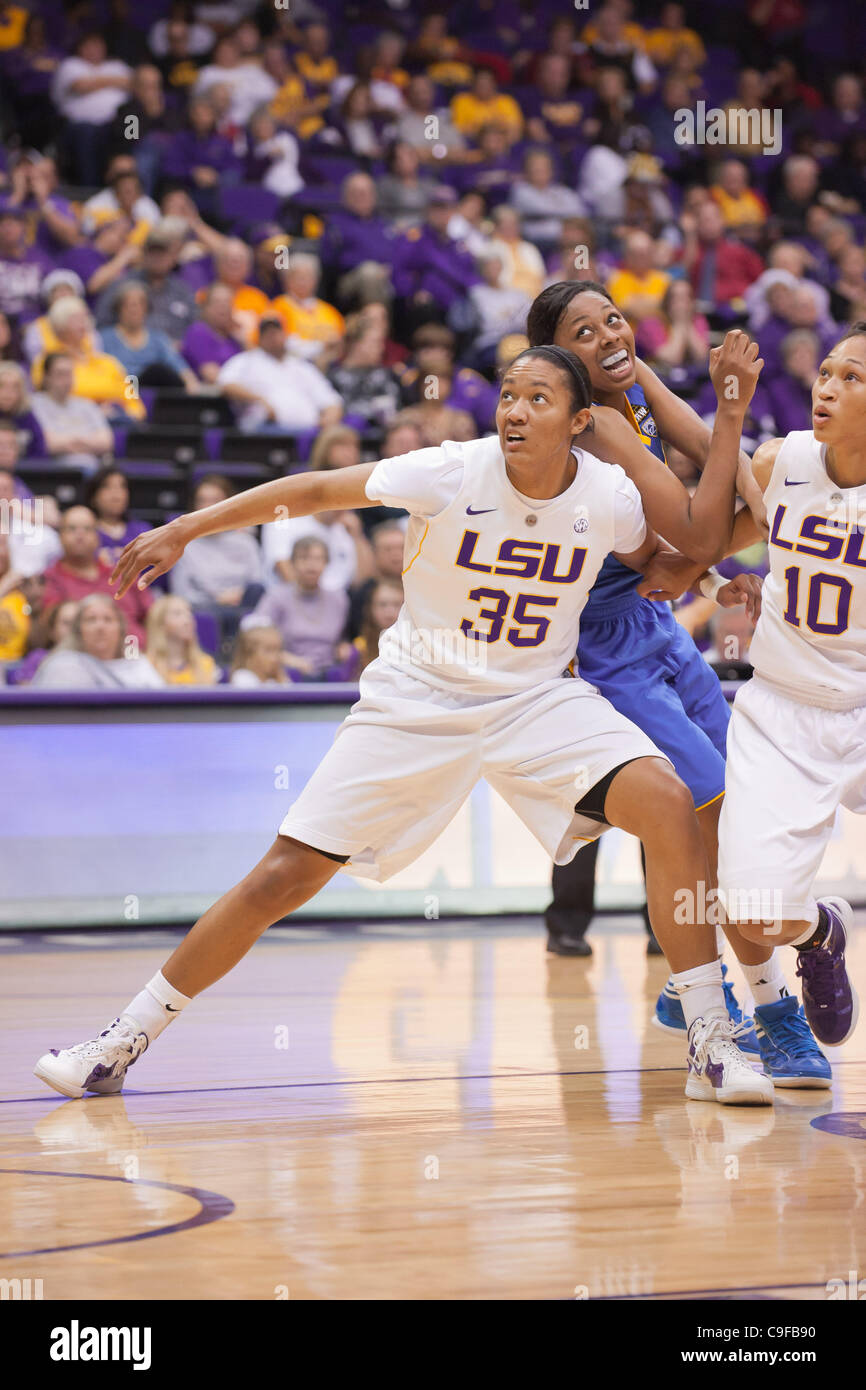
[249,837,331,916]
[630,762,695,839]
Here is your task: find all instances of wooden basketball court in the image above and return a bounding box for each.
[2,918,865,1301]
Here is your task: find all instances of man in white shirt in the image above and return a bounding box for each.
[194,34,278,128]
[217,317,344,433]
[52,34,132,185]
[31,352,114,473]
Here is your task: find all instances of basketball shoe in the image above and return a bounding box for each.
[685,1014,774,1105]
[654,962,760,1054]
[796,897,859,1048]
[34,1016,148,1099]
[753,996,832,1088]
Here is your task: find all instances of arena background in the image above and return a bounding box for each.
[2,0,866,927]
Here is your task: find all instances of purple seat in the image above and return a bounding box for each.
[219,185,280,231]
[194,610,220,657]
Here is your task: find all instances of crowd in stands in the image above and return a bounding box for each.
[2,0,866,688]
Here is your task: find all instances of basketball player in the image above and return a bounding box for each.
[529,281,830,1089]
[717,323,866,1054]
[34,341,773,1106]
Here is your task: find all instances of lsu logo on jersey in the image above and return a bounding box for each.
[770,504,864,637]
[769,505,866,567]
[455,530,587,584]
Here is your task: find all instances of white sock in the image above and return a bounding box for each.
[740,953,790,1007]
[672,959,726,1031]
[121,970,191,1043]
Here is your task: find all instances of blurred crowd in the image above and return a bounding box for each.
[1,0,865,687]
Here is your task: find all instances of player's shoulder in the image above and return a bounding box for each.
[750,435,788,491]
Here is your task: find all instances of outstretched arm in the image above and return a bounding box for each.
[111,462,378,597]
[589,331,763,567]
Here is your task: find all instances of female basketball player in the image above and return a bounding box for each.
[717,322,866,1051]
[529,281,831,1088]
[35,340,773,1107]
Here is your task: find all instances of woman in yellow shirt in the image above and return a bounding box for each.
[451,70,523,145]
[270,253,344,363]
[31,296,145,419]
[146,595,219,686]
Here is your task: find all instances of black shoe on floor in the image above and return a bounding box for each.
[646,932,664,956]
[546,931,592,957]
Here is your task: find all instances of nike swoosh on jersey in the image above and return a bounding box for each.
[466,506,497,515]
[784,479,808,486]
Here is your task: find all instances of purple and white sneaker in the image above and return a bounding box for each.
[34,1016,148,1099]
[796,897,859,1047]
[685,1014,774,1106]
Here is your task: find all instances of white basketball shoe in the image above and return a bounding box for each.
[34,1016,148,1099]
[685,1013,774,1106]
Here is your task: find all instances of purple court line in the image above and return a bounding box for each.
[0,1168,234,1259]
[594,1281,826,1300]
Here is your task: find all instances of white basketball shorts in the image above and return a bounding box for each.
[718,677,866,922]
[279,660,668,882]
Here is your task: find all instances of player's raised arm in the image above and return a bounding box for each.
[111,462,379,598]
[588,331,762,567]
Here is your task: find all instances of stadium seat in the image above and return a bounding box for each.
[150,391,235,429]
[219,184,281,232]
[193,610,220,657]
[219,432,298,468]
[15,459,85,506]
[124,428,205,464]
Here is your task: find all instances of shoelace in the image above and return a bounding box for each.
[764,1009,818,1058]
[691,1014,753,1065]
[67,1020,137,1058]
[796,948,837,1008]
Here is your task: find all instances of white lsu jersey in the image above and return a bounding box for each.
[364,435,647,697]
[749,429,866,709]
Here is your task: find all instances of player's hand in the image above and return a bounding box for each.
[636,549,704,602]
[717,572,762,623]
[709,330,763,411]
[110,519,189,598]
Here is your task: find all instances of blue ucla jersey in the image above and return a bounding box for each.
[581,382,667,620]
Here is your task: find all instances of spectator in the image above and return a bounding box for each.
[31,592,164,689]
[644,2,706,69]
[3,16,63,152]
[451,68,523,145]
[0,207,52,327]
[0,467,62,576]
[319,172,395,280]
[248,536,353,680]
[100,281,200,390]
[229,623,290,687]
[217,316,343,433]
[161,91,240,219]
[766,329,821,434]
[260,447,373,592]
[12,596,78,685]
[353,577,404,673]
[829,244,866,324]
[245,103,303,198]
[0,362,46,459]
[207,238,270,348]
[607,230,671,324]
[521,53,584,147]
[584,3,657,93]
[394,74,466,162]
[308,425,362,474]
[169,474,264,625]
[399,323,498,432]
[95,222,197,344]
[31,352,114,472]
[52,32,132,184]
[82,465,151,569]
[42,506,152,646]
[270,254,345,365]
[813,74,866,159]
[377,141,435,227]
[636,278,710,373]
[145,594,219,685]
[82,162,159,241]
[489,206,547,299]
[393,187,481,327]
[544,217,603,287]
[108,63,169,193]
[326,82,387,161]
[347,520,406,636]
[0,533,35,663]
[710,159,769,241]
[772,155,823,239]
[457,123,521,204]
[60,215,140,304]
[180,283,243,384]
[683,199,764,314]
[194,34,277,128]
[510,149,587,250]
[0,151,80,254]
[467,252,532,362]
[32,297,145,421]
[327,318,401,424]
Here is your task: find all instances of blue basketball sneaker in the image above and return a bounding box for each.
[753,996,832,1088]
[653,963,760,1054]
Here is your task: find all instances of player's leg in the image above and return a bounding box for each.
[718,681,856,1062]
[35,682,482,1099]
[486,678,772,1104]
[34,836,343,1099]
[545,839,599,956]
